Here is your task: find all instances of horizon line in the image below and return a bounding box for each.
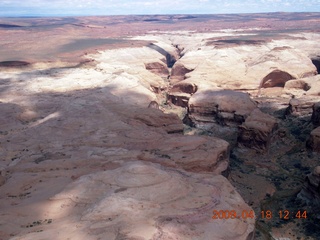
[1,11,320,18]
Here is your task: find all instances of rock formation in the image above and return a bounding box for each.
[286,97,317,117]
[0,41,246,240]
[238,109,278,151]
[3,162,255,240]
[2,15,320,239]
[260,69,295,88]
[168,81,198,108]
[307,127,320,152]
[298,166,320,206]
[138,135,230,173]
[187,89,257,128]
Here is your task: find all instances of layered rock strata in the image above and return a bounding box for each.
[286,97,318,117]
[0,43,248,240]
[187,89,257,128]
[238,109,278,151]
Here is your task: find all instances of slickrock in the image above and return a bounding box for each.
[188,89,257,128]
[238,109,278,151]
[0,43,244,240]
[4,162,255,240]
[298,166,320,206]
[307,127,320,153]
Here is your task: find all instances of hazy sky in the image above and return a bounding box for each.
[1,0,320,16]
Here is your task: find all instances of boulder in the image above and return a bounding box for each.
[284,79,311,91]
[260,69,295,88]
[238,109,278,151]
[188,90,257,127]
[307,127,320,152]
[170,81,198,94]
[311,102,320,127]
[297,166,320,206]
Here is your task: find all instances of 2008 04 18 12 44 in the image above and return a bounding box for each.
[212,210,307,220]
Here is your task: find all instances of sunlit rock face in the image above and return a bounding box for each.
[188,90,257,128]
[138,135,230,174]
[7,162,255,240]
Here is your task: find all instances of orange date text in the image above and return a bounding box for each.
[212,210,255,220]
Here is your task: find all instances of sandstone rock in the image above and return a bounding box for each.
[238,109,278,151]
[170,62,194,81]
[131,108,184,134]
[168,92,190,108]
[284,79,311,91]
[286,97,317,117]
[311,102,320,127]
[147,100,160,109]
[5,162,254,240]
[297,166,320,206]
[307,127,320,152]
[138,135,230,174]
[170,37,316,90]
[145,61,169,77]
[260,69,295,88]
[188,90,257,127]
[168,81,198,107]
[146,42,180,68]
[170,81,198,94]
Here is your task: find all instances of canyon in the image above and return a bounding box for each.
[0,13,320,239]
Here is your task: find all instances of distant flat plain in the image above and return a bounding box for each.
[0,12,320,64]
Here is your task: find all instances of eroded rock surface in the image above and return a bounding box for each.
[238,109,278,151]
[188,89,257,128]
[286,97,318,117]
[2,162,255,240]
[0,41,244,240]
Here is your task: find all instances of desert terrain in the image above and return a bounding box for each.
[1,13,320,240]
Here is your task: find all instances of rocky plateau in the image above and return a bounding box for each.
[1,13,320,240]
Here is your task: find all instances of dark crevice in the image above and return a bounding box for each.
[0,61,31,67]
[311,57,320,74]
[147,43,177,68]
